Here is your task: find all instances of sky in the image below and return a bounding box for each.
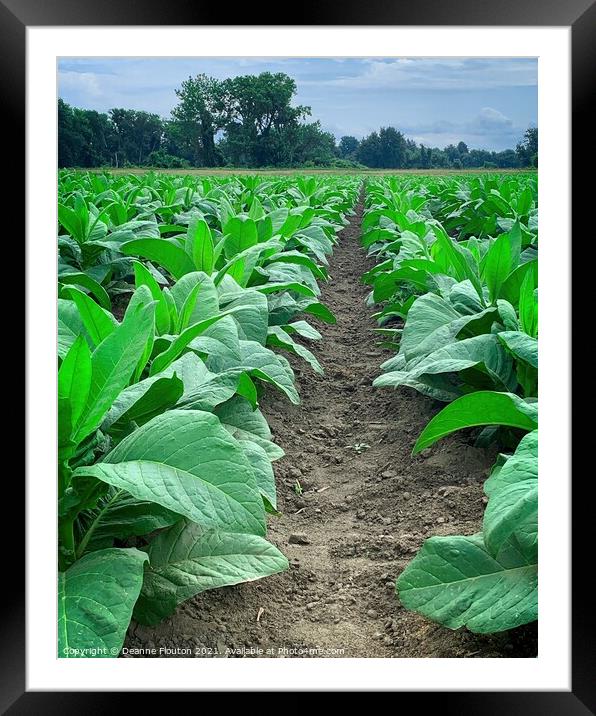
[58,57,537,152]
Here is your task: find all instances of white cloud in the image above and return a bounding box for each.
[58,70,103,98]
[306,58,537,91]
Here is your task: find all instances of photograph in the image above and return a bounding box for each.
[12,8,583,703]
[56,55,539,660]
[0,0,596,696]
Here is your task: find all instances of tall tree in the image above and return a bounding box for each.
[378,127,406,168]
[357,131,382,167]
[220,73,310,166]
[109,109,163,167]
[338,135,359,159]
[516,126,538,167]
[58,99,82,167]
[170,74,226,166]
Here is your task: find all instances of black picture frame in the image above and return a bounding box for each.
[10,0,587,709]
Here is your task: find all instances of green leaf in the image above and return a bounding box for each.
[265,251,326,280]
[223,216,258,257]
[400,293,460,361]
[498,259,537,307]
[58,548,148,657]
[413,391,537,453]
[149,307,242,376]
[219,286,269,345]
[59,298,86,358]
[483,431,538,560]
[284,320,322,340]
[375,334,512,391]
[64,286,117,348]
[170,271,219,324]
[519,270,538,338]
[483,232,512,303]
[133,521,288,625]
[58,202,84,243]
[159,353,241,411]
[239,439,278,510]
[239,340,300,404]
[102,374,184,433]
[133,261,170,335]
[74,288,156,443]
[496,299,519,331]
[78,490,179,552]
[498,331,538,369]
[58,336,92,456]
[73,410,266,536]
[255,282,316,298]
[121,238,195,279]
[59,272,111,311]
[186,218,214,273]
[396,533,537,633]
[302,301,336,324]
[176,282,202,332]
[267,326,323,375]
[215,397,284,460]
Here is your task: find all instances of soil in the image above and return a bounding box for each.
[124,194,537,659]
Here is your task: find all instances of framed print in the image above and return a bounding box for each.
[9,0,588,708]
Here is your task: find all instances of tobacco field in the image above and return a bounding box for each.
[57,170,538,658]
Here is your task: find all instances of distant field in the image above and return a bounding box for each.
[85,166,537,177]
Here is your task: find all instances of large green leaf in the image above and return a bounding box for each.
[59,272,111,311]
[58,547,148,657]
[284,320,322,340]
[498,331,538,368]
[265,251,326,280]
[238,439,277,510]
[375,334,512,391]
[63,286,117,347]
[267,326,323,375]
[58,299,86,358]
[133,261,171,335]
[223,216,259,257]
[79,489,179,552]
[218,284,269,345]
[149,307,243,376]
[400,294,460,360]
[414,391,537,453]
[133,520,288,625]
[396,533,537,633]
[239,340,299,404]
[101,374,184,434]
[170,271,219,324]
[121,238,195,279]
[58,336,92,458]
[73,410,266,536]
[483,430,538,560]
[215,397,284,460]
[483,232,512,303]
[255,282,316,298]
[186,218,214,273]
[74,289,156,443]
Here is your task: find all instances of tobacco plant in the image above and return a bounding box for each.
[363,174,539,633]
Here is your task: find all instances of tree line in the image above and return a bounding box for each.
[58,71,538,170]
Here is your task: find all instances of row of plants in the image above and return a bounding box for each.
[362,173,538,634]
[58,171,359,657]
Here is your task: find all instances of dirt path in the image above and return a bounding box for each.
[126,194,537,658]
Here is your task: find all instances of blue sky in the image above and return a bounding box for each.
[58,57,537,151]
